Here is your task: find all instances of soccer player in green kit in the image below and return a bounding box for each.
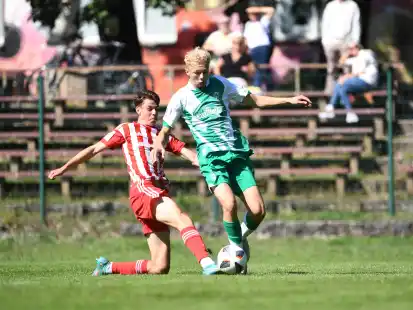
[152,47,311,273]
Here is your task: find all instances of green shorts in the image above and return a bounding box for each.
[199,151,256,196]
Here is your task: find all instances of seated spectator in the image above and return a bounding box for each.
[243,6,274,89]
[319,43,378,124]
[202,15,234,69]
[213,33,256,88]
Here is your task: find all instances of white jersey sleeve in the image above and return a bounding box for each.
[215,75,251,106]
[163,91,183,128]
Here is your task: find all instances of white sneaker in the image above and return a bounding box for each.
[346,112,359,123]
[318,104,335,119]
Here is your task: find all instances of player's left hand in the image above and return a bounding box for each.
[289,95,312,107]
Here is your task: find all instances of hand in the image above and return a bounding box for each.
[151,142,166,164]
[289,95,312,107]
[48,167,66,179]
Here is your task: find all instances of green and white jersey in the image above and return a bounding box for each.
[162,75,251,159]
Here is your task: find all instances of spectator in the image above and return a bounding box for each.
[213,33,256,88]
[319,43,378,124]
[321,0,361,94]
[202,15,233,59]
[243,6,274,89]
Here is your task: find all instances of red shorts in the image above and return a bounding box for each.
[129,184,170,236]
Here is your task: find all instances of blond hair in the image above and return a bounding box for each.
[184,47,211,70]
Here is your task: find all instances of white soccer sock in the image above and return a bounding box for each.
[241,221,253,240]
[228,239,242,247]
[200,257,215,268]
[241,212,256,240]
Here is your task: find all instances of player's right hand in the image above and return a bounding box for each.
[48,167,66,180]
[151,143,166,163]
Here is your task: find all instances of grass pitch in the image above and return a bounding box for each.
[1,236,413,310]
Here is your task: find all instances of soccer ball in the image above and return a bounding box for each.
[217,244,247,274]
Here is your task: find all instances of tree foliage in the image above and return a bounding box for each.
[27,0,62,28]
[26,0,189,28]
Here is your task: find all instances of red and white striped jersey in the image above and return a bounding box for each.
[100,122,185,187]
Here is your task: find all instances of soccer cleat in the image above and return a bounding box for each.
[241,264,248,275]
[92,256,111,276]
[240,239,250,275]
[242,238,250,262]
[202,263,223,275]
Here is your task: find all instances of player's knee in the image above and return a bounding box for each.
[157,264,170,274]
[259,206,266,221]
[213,184,236,215]
[221,200,237,216]
[150,262,170,275]
[251,199,266,221]
[219,194,237,214]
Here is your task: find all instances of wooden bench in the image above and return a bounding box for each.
[231,107,385,140]
[0,105,385,137]
[0,145,363,175]
[0,129,108,141]
[0,166,350,198]
[265,89,389,103]
[254,146,361,174]
[1,125,374,159]
[254,167,349,198]
[237,127,374,154]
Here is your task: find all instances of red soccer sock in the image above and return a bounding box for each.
[180,226,209,262]
[111,260,148,275]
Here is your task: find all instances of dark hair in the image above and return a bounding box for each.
[134,90,160,107]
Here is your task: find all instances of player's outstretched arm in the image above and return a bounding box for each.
[179,148,199,167]
[48,141,108,179]
[243,94,312,108]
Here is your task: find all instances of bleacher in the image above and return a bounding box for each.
[1,63,411,200]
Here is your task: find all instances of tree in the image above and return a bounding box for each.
[27,0,62,29]
[26,0,190,63]
[27,0,189,29]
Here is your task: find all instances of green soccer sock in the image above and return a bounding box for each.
[223,219,242,246]
[241,212,260,239]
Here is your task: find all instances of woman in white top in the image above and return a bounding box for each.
[319,43,378,124]
[243,6,274,88]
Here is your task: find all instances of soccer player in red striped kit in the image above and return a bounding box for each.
[48,90,221,275]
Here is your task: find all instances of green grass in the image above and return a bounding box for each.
[1,237,413,310]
